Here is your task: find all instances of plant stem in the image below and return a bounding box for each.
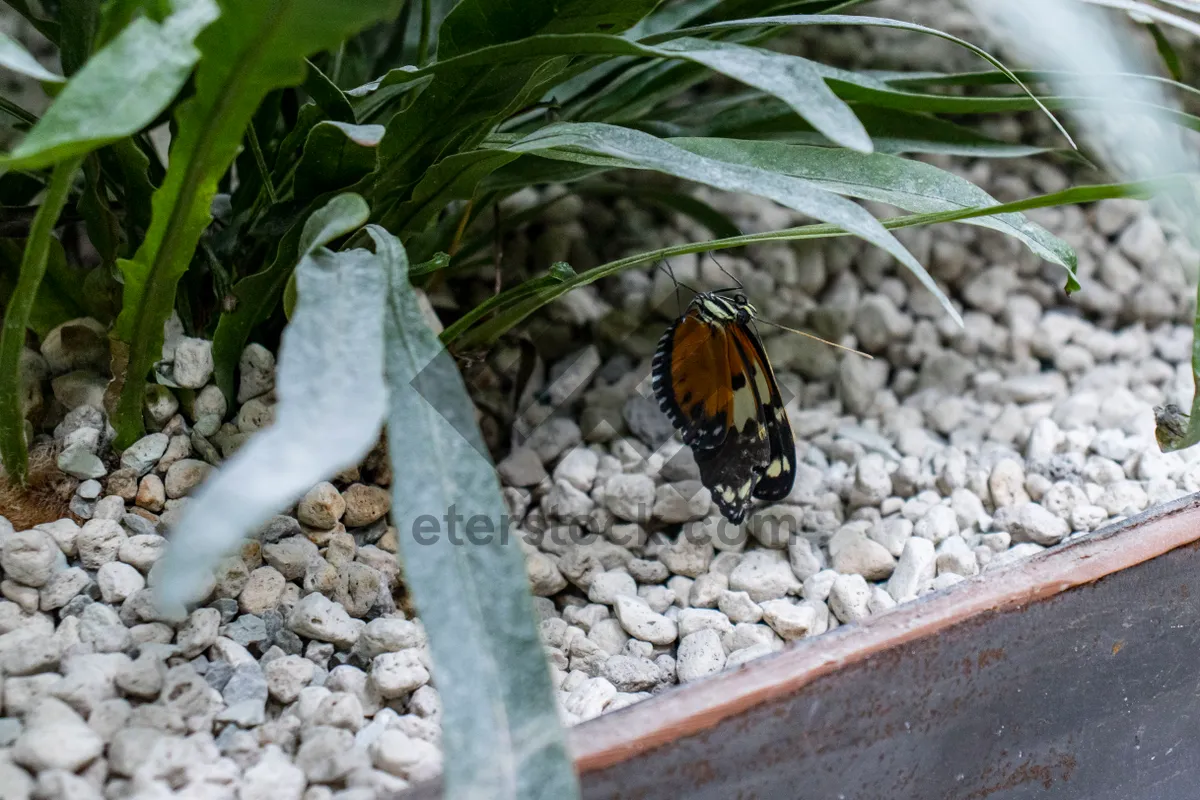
[0,154,83,483]
[417,0,431,65]
[246,124,278,206]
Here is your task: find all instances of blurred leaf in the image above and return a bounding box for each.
[110,0,404,448]
[452,175,1186,347]
[212,193,369,403]
[1143,22,1184,82]
[60,0,101,75]
[78,155,122,267]
[1077,0,1200,37]
[303,58,356,123]
[4,0,60,43]
[0,239,87,337]
[504,121,954,320]
[0,172,45,205]
[439,263,574,342]
[153,204,387,611]
[0,156,83,483]
[666,96,1061,158]
[0,31,64,83]
[371,223,579,800]
[581,183,743,238]
[386,149,519,233]
[295,121,385,200]
[672,137,1076,281]
[2,0,220,170]
[481,155,607,190]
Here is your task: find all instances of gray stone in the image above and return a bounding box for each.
[120,433,169,476]
[676,629,726,682]
[288,593,360,648]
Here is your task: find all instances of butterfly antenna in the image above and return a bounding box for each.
[655,260,701,308]
[707,252,745,291]
[663,259,683,315]
[756,317,873,359]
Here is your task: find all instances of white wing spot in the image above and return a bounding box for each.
[766,459,783,478]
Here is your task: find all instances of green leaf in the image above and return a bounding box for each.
[294,121,385,200]
[60,0,101,76]
[650,13,1074,144]
[505,122,955,320]
[110,0,403,448]
[368,32,870,150]
[78,155,122,267]
[386,149,519,233]
[303,58,356,123]
[212,193,369,404]
[0,155,83,483]
[451,175,1186,347]
[369,0,660,208]
[0,31,64,83]
[0,239,87,338]
[651,37,869,151]
[3,0,220,170]
[665,96,1061,158]
[1144,22,1184,83]
[372,223,579,800]
[153,209,388,611]
[670,137,1076,282]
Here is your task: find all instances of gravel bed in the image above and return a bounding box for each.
[4,5,1200,799]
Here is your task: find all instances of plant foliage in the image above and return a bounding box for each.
[3,0,1197,796]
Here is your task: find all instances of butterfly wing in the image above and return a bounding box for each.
[652,313,733,451]
[735,322,796,502]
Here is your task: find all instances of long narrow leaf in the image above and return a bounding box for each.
[363,33,871,151]
[504,122,956,320]
[372,223,579,800]
[451,175,1188,348]
[0,31,64,83]
[154,198,386,610]
[211,193,369,404]
[671,137,1077,284]
[110,0,403,448]
[2,0,219,170]
[647,13,1075,145]
[0,156,84,482]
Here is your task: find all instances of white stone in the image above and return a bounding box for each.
[171,337,213,388]
[676,629,727,682]
[370,650,430,698]
[11,697,102,772]
[1001,502,1069,546]
[96,561,145,603]
[759,599,818,640]
[728,549,800,602]
[717,590,762,624]
[289,594,361,648]
[563,676,617,720]
[914,505,958,545]
[935,536,979,577]
[830,532,895,580]
[603,474,656,522]
[587,570,637,605]
[0,529,60,587]
[887,537,936,603]
[613,595,678,645]
[828,574,871,623]
[370,729,442,782]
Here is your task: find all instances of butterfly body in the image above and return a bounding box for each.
[652,291,795,523]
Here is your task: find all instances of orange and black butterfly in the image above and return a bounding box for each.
[652,289,795,524]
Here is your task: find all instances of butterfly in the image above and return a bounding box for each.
[652,289,795,524]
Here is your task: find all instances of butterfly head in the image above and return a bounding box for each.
[693,290,756,325]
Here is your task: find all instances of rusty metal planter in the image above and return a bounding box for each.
[410,494,1200,800]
